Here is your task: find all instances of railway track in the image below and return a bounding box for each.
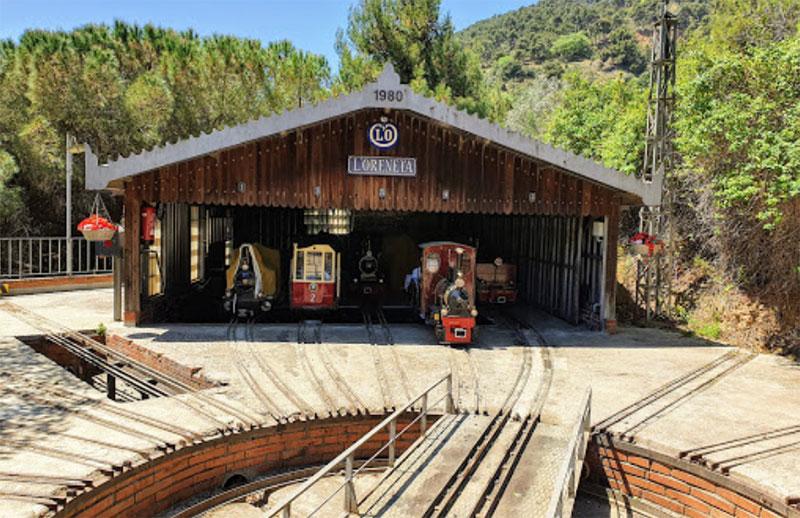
[363,309,394,410]
[297,319,322,344]
[363,307,393,346]
[240,322,316,418]
[421,313,549,518]
[227,318,283,421]
[2,302,264,433]
[27,383,203,445]
[13,389,186,453]
[294,323,340,416]
[317,342,369,413]
[447,346,481,413]
[594,349,756,441]
[297,318,368,415]
[680,424,800,474]
[388,340,414,403]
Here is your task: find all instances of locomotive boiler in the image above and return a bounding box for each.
[406,241,478,345]
[351,240,384,307]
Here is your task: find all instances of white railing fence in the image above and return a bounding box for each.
[269,373,454,517]
[0,237,112,279]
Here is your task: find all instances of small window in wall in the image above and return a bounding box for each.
[304,209,352,235]
[147,218,162,296]
[190,206,203,282]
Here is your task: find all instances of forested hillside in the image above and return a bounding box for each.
[460,0,708,79]
[470,0,799,353]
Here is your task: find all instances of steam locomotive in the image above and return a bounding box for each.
[406,242,478,345]
[351,239,385,306]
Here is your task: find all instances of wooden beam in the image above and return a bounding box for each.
[602,204,620,333]
[123,182,142,325]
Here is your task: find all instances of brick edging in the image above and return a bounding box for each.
[105,333,214,389]
[587,434,799,518]
[55,413,433,518]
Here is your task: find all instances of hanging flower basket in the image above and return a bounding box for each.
[627,232,664,257]
[78,194,118,241]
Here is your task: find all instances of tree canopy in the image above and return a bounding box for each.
[0,22,331,235]
[336,0,509,121]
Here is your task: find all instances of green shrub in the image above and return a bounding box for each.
[550,32,593,62]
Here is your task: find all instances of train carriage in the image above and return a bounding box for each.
[477,257,518,305]
[290,243,341,310]
[407,241,478,345]
[223,243,280,317]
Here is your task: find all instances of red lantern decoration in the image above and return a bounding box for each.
[78,194,118,241]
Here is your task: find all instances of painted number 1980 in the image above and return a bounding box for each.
[374,89,404,102]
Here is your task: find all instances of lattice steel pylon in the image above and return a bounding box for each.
[636,0,677,320]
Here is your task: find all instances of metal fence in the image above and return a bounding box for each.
[268,374,454,517]
[0,237,112,280]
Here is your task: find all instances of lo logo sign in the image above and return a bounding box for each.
[368,118,398,150]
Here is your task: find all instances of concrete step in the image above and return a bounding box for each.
[357,413,492,517]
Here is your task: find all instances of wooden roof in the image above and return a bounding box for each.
[85,65,660,209]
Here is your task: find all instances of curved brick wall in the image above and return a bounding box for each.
[57,414,431,517]
[586,436,797,518]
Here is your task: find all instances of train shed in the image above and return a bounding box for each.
[85,65,660,330]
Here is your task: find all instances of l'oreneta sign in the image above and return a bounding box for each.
[347,156,417,177]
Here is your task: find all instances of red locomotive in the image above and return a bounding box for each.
[290,243,341,310]
[406,242,478,345]
[476,257,518,304]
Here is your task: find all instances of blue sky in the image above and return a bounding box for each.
[0,0,532,69]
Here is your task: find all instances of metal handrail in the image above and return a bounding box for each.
[268,373,455,517]
[545,387,592,518]
[0,236,112,279]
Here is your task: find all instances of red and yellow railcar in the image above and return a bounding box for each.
[290,243,341,310]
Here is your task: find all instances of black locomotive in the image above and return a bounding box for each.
[351,239,384,307]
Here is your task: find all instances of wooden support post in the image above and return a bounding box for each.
[106,373,116,401]
[602,204,620,333]
[123,183,142,326]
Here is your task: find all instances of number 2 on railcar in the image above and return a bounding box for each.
[290,243,341,310]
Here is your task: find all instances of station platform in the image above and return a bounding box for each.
[0,289,798,517]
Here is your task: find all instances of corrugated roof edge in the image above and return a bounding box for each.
[84,63,662,205]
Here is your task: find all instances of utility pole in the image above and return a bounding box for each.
[66,134,86,277]
[66,133,73,277]
[636,0,677,320]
